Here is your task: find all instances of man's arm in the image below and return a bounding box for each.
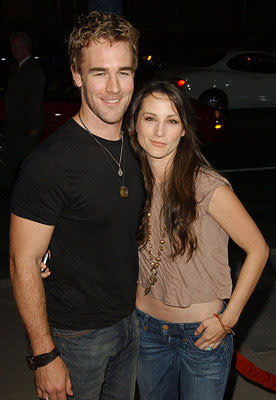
[10,214,73,400]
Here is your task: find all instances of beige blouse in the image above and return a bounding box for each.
[138,169,233,307]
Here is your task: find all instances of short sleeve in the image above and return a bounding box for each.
[196,169,232,215]
[10,150,68,225]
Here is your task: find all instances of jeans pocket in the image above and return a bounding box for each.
[136,309,147,329]
[51,327,94,338]
[129,312,140,341]
[187,331,226,357]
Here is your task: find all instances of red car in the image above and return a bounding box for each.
[0,87,224,146]
[41,98,224,144]
[41,100,80,142]
[192,100,224,144]
[0,51,224,146]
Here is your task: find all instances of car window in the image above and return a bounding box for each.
[227,53,276,73]
[227,54,256,72]
[253,54,276,73]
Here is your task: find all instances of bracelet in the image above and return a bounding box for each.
[216,315,233,329]
[213,313,233,335]
[26,347,60,371]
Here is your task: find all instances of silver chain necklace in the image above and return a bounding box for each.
[78,113,128,198]
[78,113,124,176]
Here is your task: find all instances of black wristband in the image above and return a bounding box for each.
[26,347,60,371]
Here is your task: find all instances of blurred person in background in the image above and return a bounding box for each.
[4,31,45,187]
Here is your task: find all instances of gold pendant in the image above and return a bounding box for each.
[120,185,128,198]
[144,286,151,295]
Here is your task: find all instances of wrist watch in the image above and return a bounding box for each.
[26,347,60,371]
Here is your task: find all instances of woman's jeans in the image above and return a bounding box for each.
[50,311,139,400]
[136,304,234,400]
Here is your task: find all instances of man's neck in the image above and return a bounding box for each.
[76,105,122,141]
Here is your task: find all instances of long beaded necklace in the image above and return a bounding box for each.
[78,113,128,198]
[144,212,167,295]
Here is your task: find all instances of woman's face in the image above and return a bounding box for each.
[135,92,185,162]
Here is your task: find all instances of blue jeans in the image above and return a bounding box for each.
[136,305,234,400]
[51,311,139,400]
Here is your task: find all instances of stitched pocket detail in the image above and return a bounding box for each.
[51,328,93,338]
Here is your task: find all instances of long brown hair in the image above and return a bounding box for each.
[125,80,212,260]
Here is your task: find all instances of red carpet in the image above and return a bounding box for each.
[234,351,276,392]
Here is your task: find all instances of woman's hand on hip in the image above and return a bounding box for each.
[193,316,226,350]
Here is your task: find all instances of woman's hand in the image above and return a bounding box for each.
[40,250,51,279]
[193,315,227,350]
[40,263,51,278]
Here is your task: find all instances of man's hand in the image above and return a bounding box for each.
[35,356,73,400]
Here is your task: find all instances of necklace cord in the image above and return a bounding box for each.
[78,113,124,173]
[78,113,128,198]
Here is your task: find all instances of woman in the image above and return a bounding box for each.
[125,80,269,400]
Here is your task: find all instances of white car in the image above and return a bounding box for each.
[159,50,276,110]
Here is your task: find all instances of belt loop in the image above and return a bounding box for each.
[142,312,149,331]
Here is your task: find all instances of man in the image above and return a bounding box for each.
[10,12,144,400]
[5,32,45,186]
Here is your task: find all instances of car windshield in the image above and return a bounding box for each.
[154,47,227,68]
[172,48,226,67]
[227,52,276,73]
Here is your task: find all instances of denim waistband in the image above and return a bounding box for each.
[136,301,227,332]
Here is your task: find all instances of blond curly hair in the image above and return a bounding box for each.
[68,11,139,73]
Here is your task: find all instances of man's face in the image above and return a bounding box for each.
[10,39,26,63]
[72,40,135,125]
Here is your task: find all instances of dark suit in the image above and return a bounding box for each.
[4,57,46,184]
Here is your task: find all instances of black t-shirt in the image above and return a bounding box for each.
[10,119,145,329]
